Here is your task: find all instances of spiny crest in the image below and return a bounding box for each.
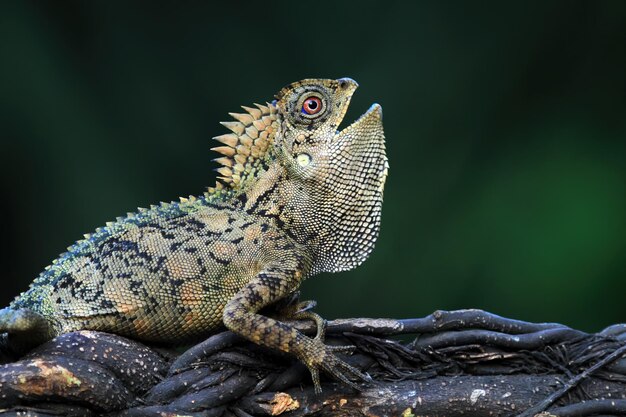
[63,198,206,257]
[207,102,279,194]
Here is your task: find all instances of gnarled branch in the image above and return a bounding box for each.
[0,309,625,416]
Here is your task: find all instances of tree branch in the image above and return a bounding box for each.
[0,310,625,416]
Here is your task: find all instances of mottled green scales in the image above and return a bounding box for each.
[0,78,388,392]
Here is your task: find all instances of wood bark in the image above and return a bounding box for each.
[0,309,625,417]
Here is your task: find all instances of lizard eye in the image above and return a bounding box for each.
[301,96,323,115]
[292,90,329,123]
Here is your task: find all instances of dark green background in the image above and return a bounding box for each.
[1,1,624,332]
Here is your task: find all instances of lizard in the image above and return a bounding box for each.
[0,78,388,393]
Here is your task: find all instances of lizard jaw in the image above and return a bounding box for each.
[335,103,384,143]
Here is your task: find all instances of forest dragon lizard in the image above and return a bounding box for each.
[0,78,388,392]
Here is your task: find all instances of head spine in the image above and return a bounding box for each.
[207,102,279,195]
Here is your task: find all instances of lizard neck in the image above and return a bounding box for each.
[241,157,386,276]
[241,162,322,269]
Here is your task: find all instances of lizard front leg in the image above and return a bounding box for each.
[222,265,370,393]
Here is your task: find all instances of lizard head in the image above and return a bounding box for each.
[208,78,388,274]
[273,78,389,273]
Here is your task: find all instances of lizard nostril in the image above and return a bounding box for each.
[337,78,358,90]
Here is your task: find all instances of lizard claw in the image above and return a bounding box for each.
[309,352,371,394]
[303,340,371,394]
[294,300,317,314]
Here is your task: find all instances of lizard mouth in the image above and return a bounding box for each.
[336,103,384,141]
[355,103,383,125]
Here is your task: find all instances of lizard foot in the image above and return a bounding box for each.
[294,308,326,342]
[276,299,327,341]
[302,339,372,394]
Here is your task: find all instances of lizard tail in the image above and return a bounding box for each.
[0,307,55,356]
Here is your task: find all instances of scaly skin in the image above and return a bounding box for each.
[0,78,388,392]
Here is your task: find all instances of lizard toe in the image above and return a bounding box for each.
[305,344,372,393]
[327,344,356,354]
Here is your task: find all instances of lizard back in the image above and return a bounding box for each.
[12,196,297,343]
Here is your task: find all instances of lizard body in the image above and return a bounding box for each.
[0,78,388,391]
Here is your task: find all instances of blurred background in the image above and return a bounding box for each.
[0,1,624,333]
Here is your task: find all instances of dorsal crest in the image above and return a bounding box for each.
[207,102,279,194]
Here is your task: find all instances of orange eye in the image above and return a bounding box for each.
[302,96,323,115]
